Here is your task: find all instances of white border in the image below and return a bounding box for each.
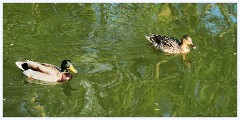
[1,0,239,120]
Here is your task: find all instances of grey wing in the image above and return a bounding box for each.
[23,69,59,82]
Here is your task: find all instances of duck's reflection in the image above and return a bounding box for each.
[155,54,192,79]
[155,60,167,79]
[181,54,192,68]
[62,81,78,96]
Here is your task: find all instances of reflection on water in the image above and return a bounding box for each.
[62,82,78,96]
[18,92,47,117]
[80,80,105,116]
[3,3,237,117]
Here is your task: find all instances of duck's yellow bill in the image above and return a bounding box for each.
[69,66,78,73]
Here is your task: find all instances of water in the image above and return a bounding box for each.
[3,3,237,117]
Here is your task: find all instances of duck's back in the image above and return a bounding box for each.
[145,34,181,54]
[15,60,62,82]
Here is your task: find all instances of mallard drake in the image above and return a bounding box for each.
[15,59,78,83]
[145,34,196,54]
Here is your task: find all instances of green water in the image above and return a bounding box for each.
[3,3,237,117]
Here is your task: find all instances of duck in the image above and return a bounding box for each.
[15,59,78,83]
[145,34,196,54]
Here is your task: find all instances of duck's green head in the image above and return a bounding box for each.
[61,60,78,73]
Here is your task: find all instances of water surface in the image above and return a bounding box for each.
[3,3,237,117]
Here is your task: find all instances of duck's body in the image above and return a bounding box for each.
[145,34,196,54]
[15,60,78,83]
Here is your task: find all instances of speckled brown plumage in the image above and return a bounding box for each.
[145,34,196,54]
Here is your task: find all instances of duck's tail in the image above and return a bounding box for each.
[145,33,157,43]
[15,61,26,71]
[15,59,30,71]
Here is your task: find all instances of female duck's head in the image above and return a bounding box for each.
[181,35,196,49]
[61,60,78,73]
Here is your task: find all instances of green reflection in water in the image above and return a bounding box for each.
[3,3,236,117]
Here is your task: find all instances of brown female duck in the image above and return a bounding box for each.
[145,34,196,54]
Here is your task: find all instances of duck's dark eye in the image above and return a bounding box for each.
[182,35,189,39]
[66,64,71,68]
